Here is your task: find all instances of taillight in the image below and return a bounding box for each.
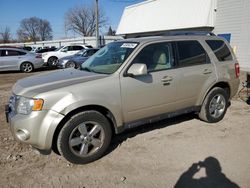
[36,54,42,58]
[235,62,240,78]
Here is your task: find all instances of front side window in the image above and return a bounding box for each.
[131,42,173,72]
[176,41,207,67]
[81,42,138,74]
[206,40,233,61]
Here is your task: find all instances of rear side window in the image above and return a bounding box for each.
[176,41,207,67]
[206,40,233,61]
[72,46,84,51]
[0,50,26,56]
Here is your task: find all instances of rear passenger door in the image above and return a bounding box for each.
[174,40,216,107]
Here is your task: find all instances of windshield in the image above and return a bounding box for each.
[76,49,85,56]
[81,42,138,74]
[56,46,64,51]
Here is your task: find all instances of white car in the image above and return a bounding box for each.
[42,44,92,66]
[0,47,44,72]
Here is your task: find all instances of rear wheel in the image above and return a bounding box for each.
[57,111,112,164]
[199,87,229,123]
[20,62,33,73]
[47,57,58,67]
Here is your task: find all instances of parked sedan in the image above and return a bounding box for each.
[0,48,44,72]
[57,48,99,69]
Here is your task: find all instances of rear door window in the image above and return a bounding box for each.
[206,40,233,61]
[176,40,207,67]
[72,46,84,51]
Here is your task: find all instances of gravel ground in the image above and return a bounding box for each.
[0,69,249,188]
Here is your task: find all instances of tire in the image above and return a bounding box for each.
[20,62,34,73]
[47,57,58,67]
[199,87,229,123]
[65,61,76,69]
[57,111,112,164]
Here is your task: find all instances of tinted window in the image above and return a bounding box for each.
[6,50,21,56]
[18,51,26,55]
[72,46,84,51]
[132,42,173,72]
[206,40,233,61]
[176,41,207,67]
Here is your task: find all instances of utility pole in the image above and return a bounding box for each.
[95,0,99,48]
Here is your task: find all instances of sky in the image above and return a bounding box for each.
[0,0,144,39]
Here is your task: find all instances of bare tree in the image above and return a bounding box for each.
[107,26,116,36]
[0,26,11,43]
[38,19,52,41]
[17,17,53,42]
[65,4,107,37]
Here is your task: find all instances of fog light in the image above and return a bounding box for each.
[16,129,30,141]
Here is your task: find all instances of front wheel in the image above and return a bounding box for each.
[20,62,34,73]
[57,111,112,164]
[199,87,229,123]
[65,61,76,69]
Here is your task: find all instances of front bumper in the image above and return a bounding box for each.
[6,107,64,152]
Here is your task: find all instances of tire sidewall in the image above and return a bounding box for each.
[66,61,76,68]
[20,62,33,73]
[48,57,57,66]
[57,111,112,164]
[203,87,229,123]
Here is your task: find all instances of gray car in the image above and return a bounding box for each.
[0,48,44,72]
[6,35,240,164]
[57,48,99,69]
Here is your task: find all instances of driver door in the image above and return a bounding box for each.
[120,42,181,123]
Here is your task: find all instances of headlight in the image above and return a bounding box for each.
[17,96,44,115]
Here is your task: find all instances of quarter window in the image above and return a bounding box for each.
[176,41,207,67]
[132,42,173,72]
[206,40,233,61]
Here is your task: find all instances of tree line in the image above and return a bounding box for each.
[0,4,116,44]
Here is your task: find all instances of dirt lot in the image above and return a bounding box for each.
[0,69,249,188]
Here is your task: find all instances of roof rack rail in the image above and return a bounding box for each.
[165,31,215,36]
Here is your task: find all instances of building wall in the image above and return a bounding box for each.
[214,0,250,69]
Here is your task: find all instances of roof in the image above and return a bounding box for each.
[117,0,216,35]
[119,35,222,44]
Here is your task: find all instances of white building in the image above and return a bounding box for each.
[117,0,250,69]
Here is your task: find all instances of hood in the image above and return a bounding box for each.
[13,69,108,97]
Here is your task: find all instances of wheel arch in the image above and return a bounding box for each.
[19,61,34,71]
[52,105,119,154]
[200,81,231,105]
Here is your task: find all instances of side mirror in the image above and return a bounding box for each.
[127,63,148,76]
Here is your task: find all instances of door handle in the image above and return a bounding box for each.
[203,69,212,74]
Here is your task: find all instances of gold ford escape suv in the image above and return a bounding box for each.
[6,35,240,164]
